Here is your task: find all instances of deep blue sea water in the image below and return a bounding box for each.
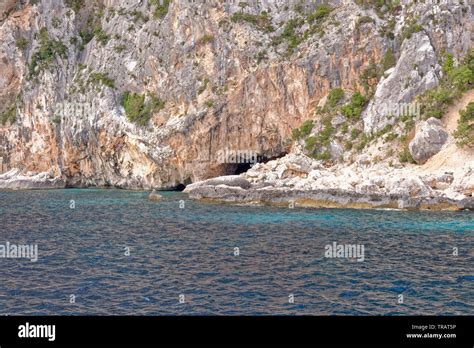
[0,189,472,315]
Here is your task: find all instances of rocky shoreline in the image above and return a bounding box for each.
[2,154,473,211]
[0,169,65,190]
[1,153,473,211]
[184,154,474,211]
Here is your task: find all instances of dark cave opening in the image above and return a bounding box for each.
[233,163,252,175]
[220,152,288,176]
[174,183,187,191]
[257,153,288,164]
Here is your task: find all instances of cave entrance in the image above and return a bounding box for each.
[220,152,287,176]
[257,153,287,164]
[234,163,252,175]
[174,183,186,191]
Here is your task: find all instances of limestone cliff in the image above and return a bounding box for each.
[0,0,472,192]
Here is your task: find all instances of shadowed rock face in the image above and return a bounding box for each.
[0,0,472,189]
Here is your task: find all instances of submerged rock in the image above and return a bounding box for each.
[148,189,163,201]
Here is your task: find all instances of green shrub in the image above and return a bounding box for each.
[198,78,209,95]
[399,146,415,163]
[355,16,375,30]
[319,119,334,146]
[419,49,473,120]
[52,115,61,125]
[307,4,332,22]
[65,0,84,12]
[93,27,109,46]
[89,72,115,88]
[401,21,422,42]
[304,136,318,152]
[351,92,367,108]
[121,92,165,126]
[350,128,361,140]
[420,87,455,119]
[327,88,344,108]
[454,102,474,147]
[356,133,370,151]
[303,119,333,157]
[374,124,393,138]
[29,28,67,78]
[447,65,474,91]
[130,10,149,23]
[360,59,381,93]
[315,151,331,161]
[442,52,454,74]
[15,37,29,50]
[299,120,314,138]
[256,50,267,64]
[79,29,94,48]
[199,34,214,44]
[341,92,367,120]
[150,0,171,19]
[230,12,274,32]
[291,128,302,140]
[381,48,396,71]
[291,120,314,140]
[466,48,474,72]
[0,105,16,125]
[114,44,126,53]
[385,132,398,142]
[271,18,304,55]
[355,0,401,17]
[52,17,61,28]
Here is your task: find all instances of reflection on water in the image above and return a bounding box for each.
[0,189,472,315]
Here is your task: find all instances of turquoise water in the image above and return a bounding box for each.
[0,189,472,315]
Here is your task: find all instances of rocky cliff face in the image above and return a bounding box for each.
[0,0,472,191]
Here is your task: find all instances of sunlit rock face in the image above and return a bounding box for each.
[0,0,472,189]
[409,118,448,164]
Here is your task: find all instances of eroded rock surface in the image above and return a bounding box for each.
[185,154,474,210]
[409,118,449,164]
[0,169,65,190]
